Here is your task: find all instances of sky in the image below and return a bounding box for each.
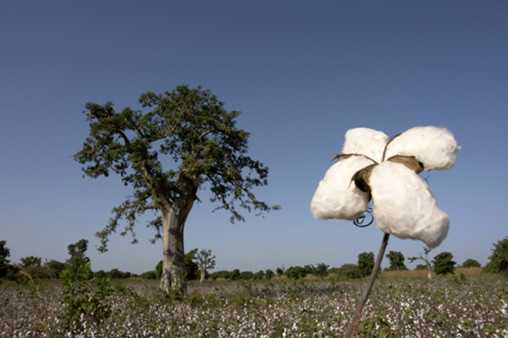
[1,1,507,273]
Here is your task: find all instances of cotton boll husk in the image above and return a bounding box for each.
[310,156,373,220]
[385,126,459,170]
[370,161,449,248]
[341,128,389,163]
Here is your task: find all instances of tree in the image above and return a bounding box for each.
[194,249,216,282]
[20,256,42,268]
[485,236,508,273]
[386,251,407,271]
[45,260,66,279]
[433,252,456,275]
[0,241,11,278]
[155,249,199,281]
[75,86,277,296]
[462,259,481,268]
[408,247,433,279]
[358,252,374,277]
[265,269,274,279]
[315,263,329,277]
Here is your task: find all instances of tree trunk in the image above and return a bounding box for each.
[200,267,206,283]
[160,207,186,297]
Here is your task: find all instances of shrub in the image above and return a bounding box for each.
[61,239,113,332]
[433,252,456,275]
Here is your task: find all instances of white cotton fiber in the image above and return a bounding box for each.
[341,128,389,163]
[370,161,449,249]
[385,126,459,170]
[310,156,373,220]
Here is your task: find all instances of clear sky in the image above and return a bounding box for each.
[1,1,507,273]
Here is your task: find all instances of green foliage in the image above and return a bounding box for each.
[433,252,456,275]
[386,251,407,271]
[74,85,277,251]
[330,264,363,280]
[140,270,157,279]
[0,240,11,278]
[265,269,274,279]
[61,239,113,332]
[462,259,481,268]
[485,236,508,273]
[415,264,427,270]
[45,260,66,279]
[358,252,374,277]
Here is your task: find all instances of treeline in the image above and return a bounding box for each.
[0,240,136,281]
[2,236,508,282]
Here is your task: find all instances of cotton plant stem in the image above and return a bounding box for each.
[345,233,390,338]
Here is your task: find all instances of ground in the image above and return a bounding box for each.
[1,269,507,337]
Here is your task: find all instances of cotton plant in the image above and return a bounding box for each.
[310,126,459,337]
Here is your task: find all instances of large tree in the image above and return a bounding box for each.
[75,85,276,295]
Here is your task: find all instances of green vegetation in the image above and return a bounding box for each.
[486,236,508,273]
[433,251,456,275]
[74,85,277,295]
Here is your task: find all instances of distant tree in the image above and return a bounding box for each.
[386,251,407,271]
[409,248,433,279]
[231,269,241,280]
[315,263,329,277]
[414,264,427,270]
[338,264,362,279]
[140,270,157,279]
[358,252,374,277]
[239,271,254,280]
[433,252,456,275]
[275,267,284,276]
[45,260,66,279]
[253,270,265,280]
[485,236,508,273]
[462,259,481,268]
[20,256,42,268]
[0,240,11,278]
[265,269,274,279]
[195,249,216,282]
[75,86,277,295]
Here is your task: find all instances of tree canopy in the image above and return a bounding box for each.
[75,85,277,252]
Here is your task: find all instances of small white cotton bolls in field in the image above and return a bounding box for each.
[385,126,459,170]
[341,128,389,163]
[370,161,449,248]
[310,156,373,220]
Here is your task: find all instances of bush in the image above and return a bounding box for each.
[462,259,481,268]
[485,236,508,273]
[433,252,456,275]
[358,252,374,277]
[61,239,113,332]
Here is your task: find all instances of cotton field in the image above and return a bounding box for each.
[1,274,507,338]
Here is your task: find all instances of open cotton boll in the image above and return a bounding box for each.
[370,161,449,248]
[385,126,459,170]
[341,128,389,163]
[310,156,373,220]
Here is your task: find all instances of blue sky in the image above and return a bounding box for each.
[1,1,507,273]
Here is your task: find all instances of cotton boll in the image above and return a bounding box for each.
[370,161,449,248]
[385,126,459,170]
[310,156,373,220]
[341,128,389,163]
